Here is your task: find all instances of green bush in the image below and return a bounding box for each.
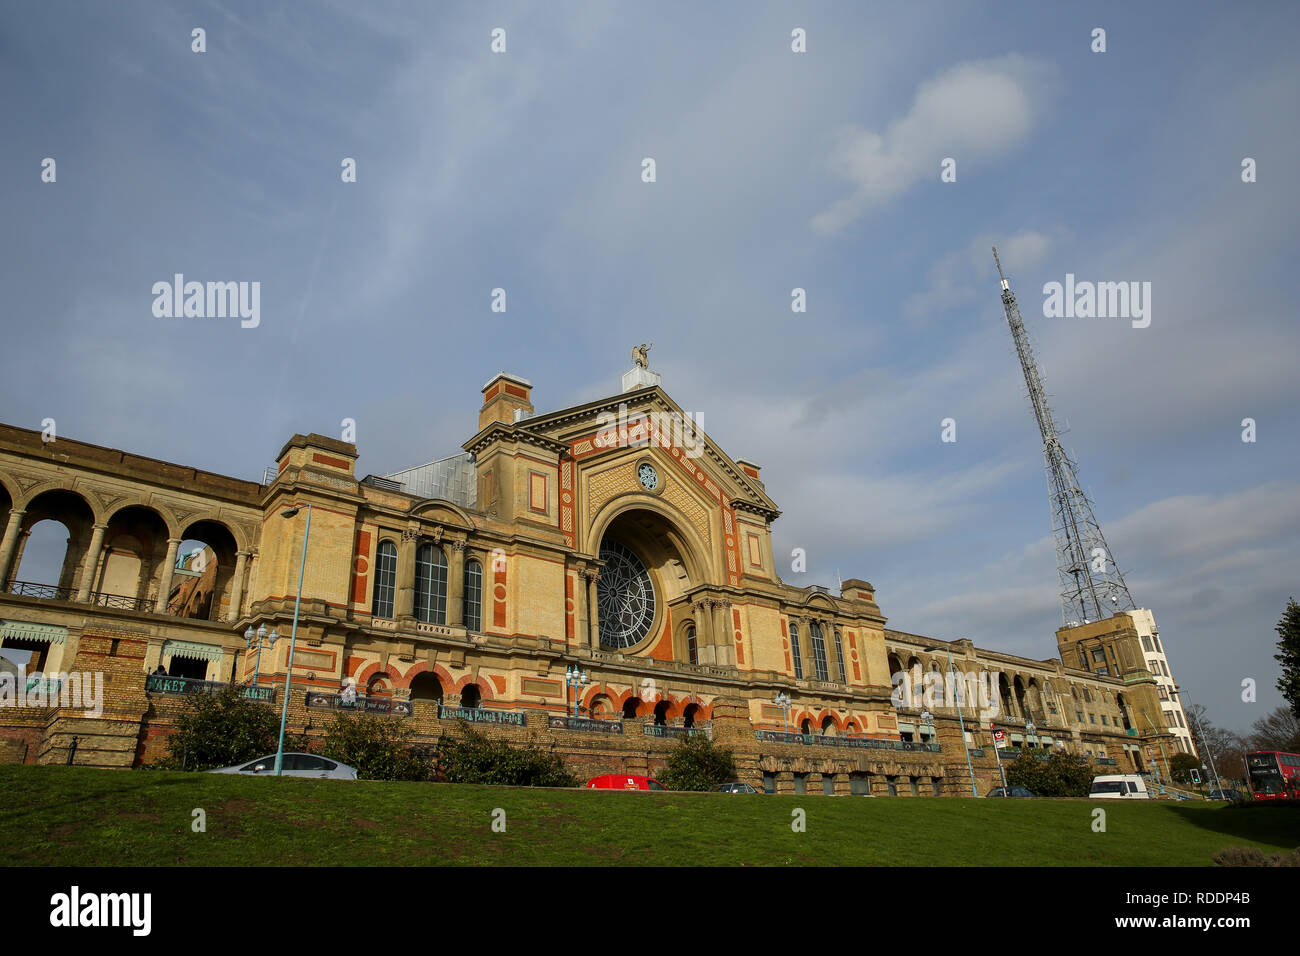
[437,722,577,787]
[658,734,736,791]
[155,685,281,772]
[1005,750,1099,797]
[319,711,432,781]
[1170,752,1202,785]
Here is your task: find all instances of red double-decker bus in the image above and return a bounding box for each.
[1245,751,1300,799]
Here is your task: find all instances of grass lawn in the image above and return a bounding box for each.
[0,765,1295,866]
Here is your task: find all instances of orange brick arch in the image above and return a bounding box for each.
[396,660,456,691]
[352,659,404,687]
[453,675,496,702]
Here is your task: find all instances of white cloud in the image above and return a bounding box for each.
[812,54,1054,233]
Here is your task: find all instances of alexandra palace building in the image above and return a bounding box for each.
[0,361,1189,795]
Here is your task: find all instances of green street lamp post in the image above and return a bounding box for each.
[924,643,979,797]
[273,503,312,776]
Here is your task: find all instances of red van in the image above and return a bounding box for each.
[586,774,667,791]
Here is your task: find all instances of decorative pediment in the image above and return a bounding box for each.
[516,386,780,520]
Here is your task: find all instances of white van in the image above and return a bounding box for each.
[1089,774,1152,799]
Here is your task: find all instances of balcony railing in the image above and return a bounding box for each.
[5,580,75,601]
[88,591,157,613]
[754,730,940,753]
[6,580,158,613]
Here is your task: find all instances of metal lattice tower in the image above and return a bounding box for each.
[993,247,1136,626]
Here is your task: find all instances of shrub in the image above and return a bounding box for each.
[1005,750,1099,797]
[155,685,281,771]
[1170,752,1202,785]
[658,734,736,791]
[1213,845,1300,866]
[437,722,577,787]
[319,711,432,781]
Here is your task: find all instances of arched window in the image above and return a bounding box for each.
[833,629,847,683]
[808,622,829,681]
[789,622,803,679]
[622,698,639,720]
[463,558,482,632]
[372,540,397,618]
[460,684,481,709]
[686,624,698,665]
[414,543,447,624]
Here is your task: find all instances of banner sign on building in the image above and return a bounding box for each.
[439,705,526,726]
[305,691,412,717]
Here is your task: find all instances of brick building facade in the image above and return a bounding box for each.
[0,365,1185,793]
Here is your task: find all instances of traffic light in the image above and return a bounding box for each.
[1190,769,1201,784]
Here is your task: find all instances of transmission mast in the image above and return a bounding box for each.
[993,246,1136,626]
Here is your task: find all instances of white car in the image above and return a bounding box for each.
[1089,774,1151,799]
[208,753,359,779]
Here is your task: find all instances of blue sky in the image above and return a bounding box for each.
[1,1,1297,735]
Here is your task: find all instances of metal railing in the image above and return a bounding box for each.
[88,590,157,613]
[5,580,75,601]
[5,580,159,613]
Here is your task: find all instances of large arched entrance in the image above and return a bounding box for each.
[592,507,705,660]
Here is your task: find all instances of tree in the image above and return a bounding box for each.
[437,722,577,787]
[320,711,432,781]
[658,734,736,791]
[1004,750,1098,796]
[1247,705,1300,754]
[157,685,281,771]
[1274,597,1300,721]
[1187,704,1250,781]
[1169,752,1201,785]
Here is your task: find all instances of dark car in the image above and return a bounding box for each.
[985,786,1036,798]
[711,781,760,794]
[1208,788,1246,803]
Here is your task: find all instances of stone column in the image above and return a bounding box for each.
[226,550,250,622]
[586,569,601,649]
[447,540,465,627]
[0,509,25,587]
[712,599,733,666]
[74,523,110,602]
[693,598,715,664]
[396,528,418,619]
[151,537,180,613]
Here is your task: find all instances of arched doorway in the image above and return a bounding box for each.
[460,684,482,709]
[410,672,443,704]
[653,700,671,726]
[622,698,640,720]
[683,703,699,729]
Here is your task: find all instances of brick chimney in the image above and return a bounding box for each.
[479,372,534,430]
